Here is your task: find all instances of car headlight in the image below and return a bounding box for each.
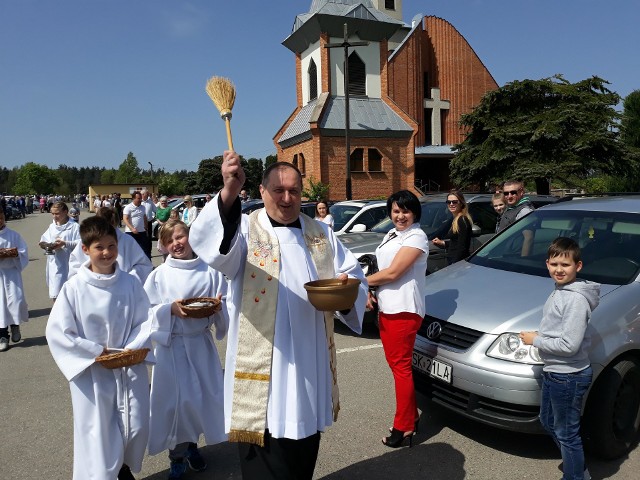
[486,333,542,364]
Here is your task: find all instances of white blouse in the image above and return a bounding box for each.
[375,223,429,316]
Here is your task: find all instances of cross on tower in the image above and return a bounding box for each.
[325,23,368,200]
[424,87,450,146]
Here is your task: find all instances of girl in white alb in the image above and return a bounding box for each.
[39,202,80,299]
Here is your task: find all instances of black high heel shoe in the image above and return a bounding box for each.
[389,418,420,435]
[382,428,414,448]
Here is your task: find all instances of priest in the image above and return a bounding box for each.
[189,150,367,479]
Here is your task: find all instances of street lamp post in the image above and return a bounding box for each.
[148,162,154,180]
[325,23,368,200]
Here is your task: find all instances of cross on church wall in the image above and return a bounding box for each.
[423,87,450,146]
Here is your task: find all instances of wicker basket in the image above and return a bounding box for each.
[179,297,221,318]
[95,348,150,369]
[0,248,19,259]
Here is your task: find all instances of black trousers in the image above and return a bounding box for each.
[238,430,321,480]
[126,231,150,259]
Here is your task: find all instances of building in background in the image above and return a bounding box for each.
[274,0,497,199]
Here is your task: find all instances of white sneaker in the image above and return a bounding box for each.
[10,325,21,343]
[0,337,9,352]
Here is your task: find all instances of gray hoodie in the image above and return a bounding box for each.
[533,279,601,373]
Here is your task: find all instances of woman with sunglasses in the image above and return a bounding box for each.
[181,195,198,227]
[432,190,473,264]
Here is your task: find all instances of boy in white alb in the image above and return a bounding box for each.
[0,208,29,352]
[46,216,154,480]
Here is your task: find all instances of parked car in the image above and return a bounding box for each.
[412,195,640,459]
[3,198,22,220]
[330,200,388,235]
[341,193,558,276]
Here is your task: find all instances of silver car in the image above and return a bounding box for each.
[413,195,640,459]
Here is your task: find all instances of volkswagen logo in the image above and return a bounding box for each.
[425,321,443,341]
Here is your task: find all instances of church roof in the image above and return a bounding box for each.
[284,1,405,53]
[277,96,413,148]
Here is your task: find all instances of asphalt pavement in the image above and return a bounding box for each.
[1,209,638,479]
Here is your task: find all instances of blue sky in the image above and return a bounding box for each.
[2,0,638,173]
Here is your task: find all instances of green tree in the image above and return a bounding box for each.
[195,158,224,193]
[101,169,117,184]
[264,153,277,170]
[183,172,200,194]
[622,90,640,149]
[302,176,330,201]
[243,157,264,198]
[13,162,60,194]
[158,172,184,196]
[114,152,142,184]
[451,75,634,194]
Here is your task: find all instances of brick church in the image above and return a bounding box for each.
[273,0,498,200]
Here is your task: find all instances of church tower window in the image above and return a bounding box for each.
[308,59,318,101]
[348,52,366,97]
[385,0,396,10]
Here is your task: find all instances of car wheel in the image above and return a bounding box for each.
[583,358,640,459]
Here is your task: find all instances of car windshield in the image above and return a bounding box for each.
[330,204,364,231]
[371,201,453,238]
[471,209,640,285]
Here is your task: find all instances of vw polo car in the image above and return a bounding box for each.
[413,196,640,459]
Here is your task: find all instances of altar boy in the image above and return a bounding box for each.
[46,216,154,480]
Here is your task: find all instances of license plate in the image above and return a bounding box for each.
[412,351,452,384]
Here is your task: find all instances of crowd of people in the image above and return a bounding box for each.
[0,162,598,480]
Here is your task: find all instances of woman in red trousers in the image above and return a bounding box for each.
[366,190,429,448]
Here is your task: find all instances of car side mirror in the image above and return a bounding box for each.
[472,224,481,237]
[351,224,367,233]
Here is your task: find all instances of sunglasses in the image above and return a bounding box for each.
[504,190,521,196]
[446,200,459,205]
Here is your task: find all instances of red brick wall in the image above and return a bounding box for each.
[422,16,498,144]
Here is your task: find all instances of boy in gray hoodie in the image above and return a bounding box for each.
[520,237,600,480]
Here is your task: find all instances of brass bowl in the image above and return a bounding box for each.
[304,278,361,311]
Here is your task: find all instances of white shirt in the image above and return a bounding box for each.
[375,223,429,317]
[315,214,335,229]
[142,197,157,221]
[123,203,147,232]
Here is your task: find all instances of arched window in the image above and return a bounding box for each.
[348,52,366,97]
[308,59,318,101]
[293,154,298,168]
[299,153,306,175]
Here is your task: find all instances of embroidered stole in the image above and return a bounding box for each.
[228,210,340,446]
